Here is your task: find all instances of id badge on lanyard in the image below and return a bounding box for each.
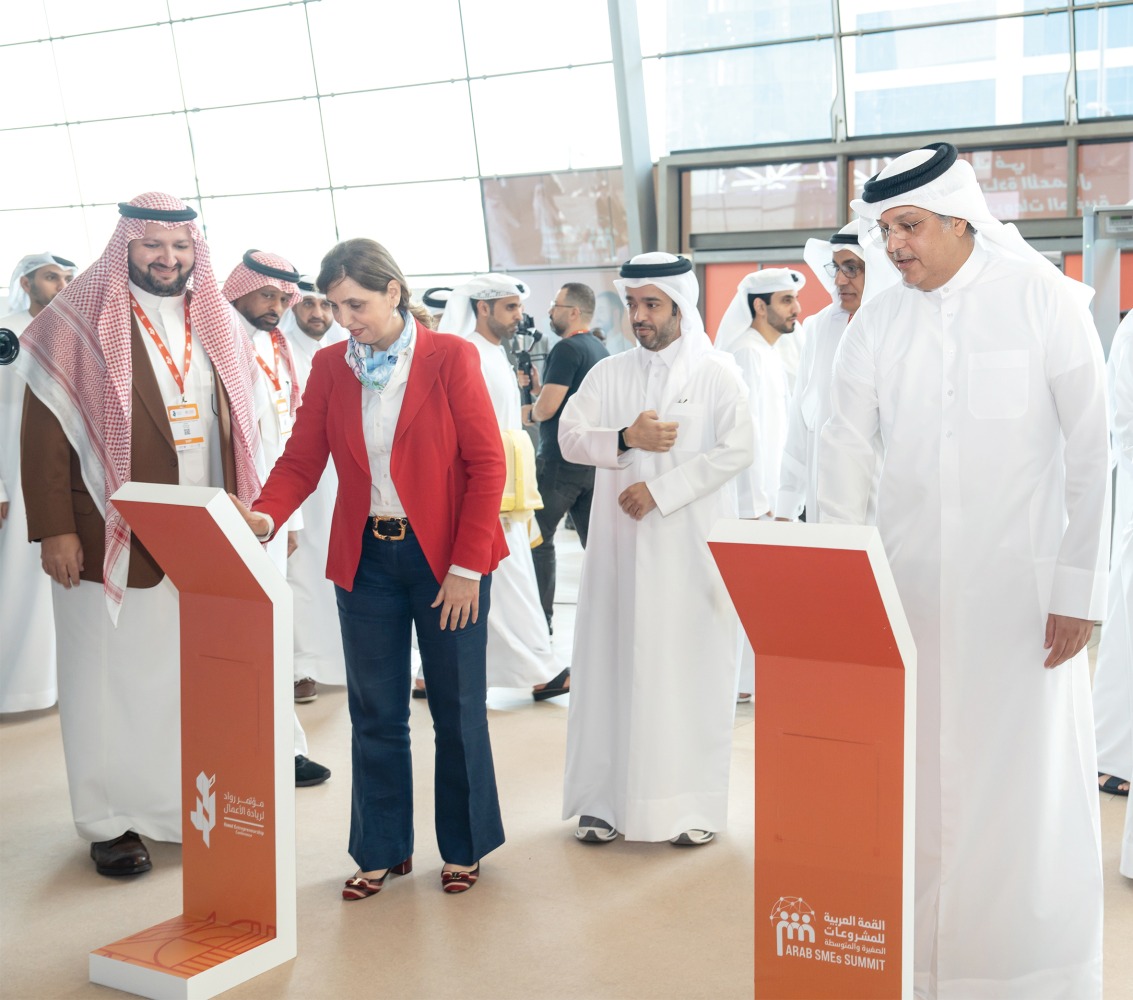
[168,401,206,452]
[273,387,294,439]
[131,293,204,451]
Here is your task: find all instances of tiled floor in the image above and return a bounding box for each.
[0,530,1130,998]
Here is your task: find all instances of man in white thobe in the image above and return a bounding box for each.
[437,274,560,695]
[0,253,73,713]
[775,221,899,522]
[278,278,349,694]
[716,268,804,699]
[715,267,804,521]
[16,193,266,876]
[225,251,330,788]
[819,143,1110,998]
[1108,313,1133,879]
[1094,313,1133,868]
[559,252,754,846]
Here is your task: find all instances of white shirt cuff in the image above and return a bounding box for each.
[256,513,275,541]
[449,564,482,582]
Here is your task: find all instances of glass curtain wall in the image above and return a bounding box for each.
[3,0,1130,327]
[0,0,627,337]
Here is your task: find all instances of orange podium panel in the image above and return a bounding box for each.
[709,520,916,1000]
[91,483,296,1000]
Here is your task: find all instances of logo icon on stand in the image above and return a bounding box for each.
[770,896,816,956]
[189,771,216,847]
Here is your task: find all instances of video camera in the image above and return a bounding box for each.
[0,329,19,366]
[512,313,547,406]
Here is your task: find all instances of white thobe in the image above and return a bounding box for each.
[559,332,754,840]
[819,243,1109,998]
[240,315,303,576]
[721,329,787,695]
[466,332,555,688]
[776,321,806,393]
[55,284,221,842]
[284,324,349,686]
[722,330,784,519]
[775,303,851,521]
[1093,314,1133,787]
[0,309,57,713]
[238,313,309,757]
[1094,314,1133,878]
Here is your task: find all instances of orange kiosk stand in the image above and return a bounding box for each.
[89,483,296,999]
[708,521,916,1000]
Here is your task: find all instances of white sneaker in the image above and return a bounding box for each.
[576,815,618,843]
[670,829,715,846]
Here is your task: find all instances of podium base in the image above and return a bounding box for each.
[91,912,290,1000]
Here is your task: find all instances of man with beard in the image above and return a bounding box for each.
[224,251,330,788]
[0,253,74,715]
[820,142,1109,996]
[524,282,607,634]
[437,275,562,699]
[278,277,349,699]
[715,267,805,521]
[559,252,753,846]
[17,193,265,876]
[225,249,304,569]
[713,269,805,700]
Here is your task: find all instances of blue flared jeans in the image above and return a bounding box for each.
[336,526,505,870]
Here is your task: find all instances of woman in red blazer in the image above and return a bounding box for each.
[235,239,508,898]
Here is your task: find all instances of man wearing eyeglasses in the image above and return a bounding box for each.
[525,283,608,635]
[775,221,898,522]
[819,142,1109,998]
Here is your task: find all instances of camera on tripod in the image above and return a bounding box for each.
[512,313,546,406]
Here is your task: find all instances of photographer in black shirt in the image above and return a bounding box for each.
[523,282,609,633]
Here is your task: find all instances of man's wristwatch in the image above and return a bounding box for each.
[618,427,630,452]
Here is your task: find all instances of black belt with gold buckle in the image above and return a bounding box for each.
[371,516,409,541]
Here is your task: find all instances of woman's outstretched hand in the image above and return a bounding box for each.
[228,492,270,538]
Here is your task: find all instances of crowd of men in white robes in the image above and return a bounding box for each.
[1,134,1131,998]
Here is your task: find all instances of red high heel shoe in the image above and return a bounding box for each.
[342,857,413,900]
[440,862,480,894]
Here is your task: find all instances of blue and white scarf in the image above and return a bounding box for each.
[345,308,413,393]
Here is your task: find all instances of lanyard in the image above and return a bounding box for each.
[255,329,288,393]
[130,293,192,400]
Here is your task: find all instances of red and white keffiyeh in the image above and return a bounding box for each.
[223,250,302,414]
[15,191,263,623]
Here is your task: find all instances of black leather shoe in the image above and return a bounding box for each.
[295,755,331,787]
[533,667,570,701]
[90,832,152,876]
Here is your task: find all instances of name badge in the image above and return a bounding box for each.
[273,389,293,439]
[168,401,205,452]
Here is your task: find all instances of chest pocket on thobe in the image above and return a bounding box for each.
[967,349,1029,419]
[669,401,713,454]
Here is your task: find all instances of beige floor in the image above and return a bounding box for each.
[0,530,1131,999]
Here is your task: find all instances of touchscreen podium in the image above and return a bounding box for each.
[709,520,916,1000]
[89,483,296,1000]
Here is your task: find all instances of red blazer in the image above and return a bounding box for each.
[253,320,508,589]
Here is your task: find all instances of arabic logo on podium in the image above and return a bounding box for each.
[771,896,815,956]
[189,771,216,847]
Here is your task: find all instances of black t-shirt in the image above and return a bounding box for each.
[537,331,609,465]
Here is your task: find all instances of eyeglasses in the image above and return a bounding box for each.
[869,215,934,245]
[824,261,864,279]
[549,300,573,310]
